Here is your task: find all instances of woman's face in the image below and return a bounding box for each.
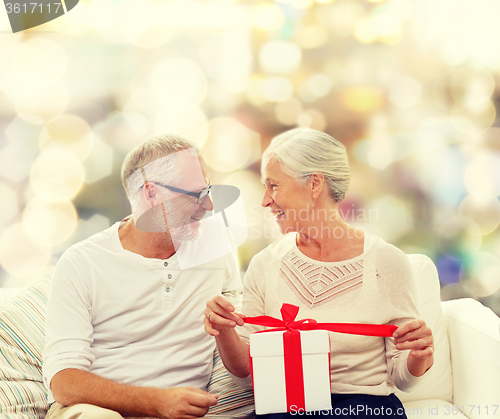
[261,159,311,234]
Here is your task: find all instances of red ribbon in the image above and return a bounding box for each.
[245,303,398,412]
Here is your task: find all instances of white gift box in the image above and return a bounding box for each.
[249,329,332,415]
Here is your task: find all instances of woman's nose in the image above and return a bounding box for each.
[261,190,273,207]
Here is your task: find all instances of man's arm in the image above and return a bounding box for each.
[51,369,218,419]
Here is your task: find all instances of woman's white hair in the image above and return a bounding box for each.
[121,133,205,210]
[262,128,350,202]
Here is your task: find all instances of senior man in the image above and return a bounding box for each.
[43,133,241,419]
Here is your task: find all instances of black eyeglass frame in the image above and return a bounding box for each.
[152,182,212,204]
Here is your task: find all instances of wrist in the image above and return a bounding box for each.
[407,353,434,377]
[142,387,164,417]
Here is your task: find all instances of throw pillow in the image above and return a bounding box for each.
[0,275,51,419]
[207,349,254,417]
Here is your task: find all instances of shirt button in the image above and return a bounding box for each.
[168,274,172,279]
[166,287,171,292]
[164,262,168,267]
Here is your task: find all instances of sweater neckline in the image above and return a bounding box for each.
[291,231,376,267]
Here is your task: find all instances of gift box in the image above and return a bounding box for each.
[244,303,398,415]
[249,329,332,415]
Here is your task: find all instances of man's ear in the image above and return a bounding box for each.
[309,173,324,200]
[143,182,157,207]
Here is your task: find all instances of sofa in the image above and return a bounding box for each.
[0,254,498,419]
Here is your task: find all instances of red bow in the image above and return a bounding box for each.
[244,303,398,337]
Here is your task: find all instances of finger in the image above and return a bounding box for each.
[206,299,244,326]
[396,336,433,351]
[209,310,241,328]
[213,294,235,312]
[206,303,244,326]
[393,319,425,338]
[186,388,219,407]
[203,317,220,337]
[394,326,432,344]
[409,346,434,358]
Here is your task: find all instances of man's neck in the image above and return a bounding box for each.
[118,217,176,260]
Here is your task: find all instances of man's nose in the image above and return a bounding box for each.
[200,195,214,211]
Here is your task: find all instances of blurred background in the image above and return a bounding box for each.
[0,0,499,315]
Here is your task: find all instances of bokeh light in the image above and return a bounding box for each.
[0,182,18,226]
[0,142,37,182]
[438,216,482,260]
[199,31,252,84]
[259,41,302,74]
[29,148,85,202]
[119,1,174,48]
[275,97,303,126]
[39,115,95,161]
[14,83,69,125]
[154,107,209,147]
[294,25,329,49]
[449,66,495,108]
[259,77,294,103]
[0,223,51,278]
[340,86,384,113]
[464,153,500,199]
[149,58,208,109]
[458,195,500,235]
[202,118,260,172]
[0,37,66,101]
[460,252,500,298]
[83,135,114,185]
[22,198,78,246]
[297,109,326,131]
[389,76,422,110]
[297,73,333,102]
[252,4,286,32]
[362,196,413,242]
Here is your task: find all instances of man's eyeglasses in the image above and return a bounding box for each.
[154,183,212,204]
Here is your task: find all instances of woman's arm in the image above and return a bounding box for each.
[204,295,250,378]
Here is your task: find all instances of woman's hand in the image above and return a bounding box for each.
[204,295,246,337]
[393,319,434,377]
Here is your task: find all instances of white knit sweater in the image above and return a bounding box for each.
[237,232,424,395]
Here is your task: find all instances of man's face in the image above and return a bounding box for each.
[153,152,213,243]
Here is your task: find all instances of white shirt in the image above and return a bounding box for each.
[237,232,423,395]
[43,220,241,402]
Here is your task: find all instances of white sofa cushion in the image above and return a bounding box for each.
[396,254,453,404]
[443,298,500,419]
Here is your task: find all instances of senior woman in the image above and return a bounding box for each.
[205,128,434,419]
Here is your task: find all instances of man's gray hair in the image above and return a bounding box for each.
[121,133,204,206]
[262,128,350,202]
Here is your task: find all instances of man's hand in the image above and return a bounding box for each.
[393,319,434,377]
[156,387,218,419]
[51,369,217,419]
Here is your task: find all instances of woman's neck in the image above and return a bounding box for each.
[295,207,365,262]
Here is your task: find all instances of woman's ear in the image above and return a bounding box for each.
[309,173,324,200]
[143,182,157,207]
